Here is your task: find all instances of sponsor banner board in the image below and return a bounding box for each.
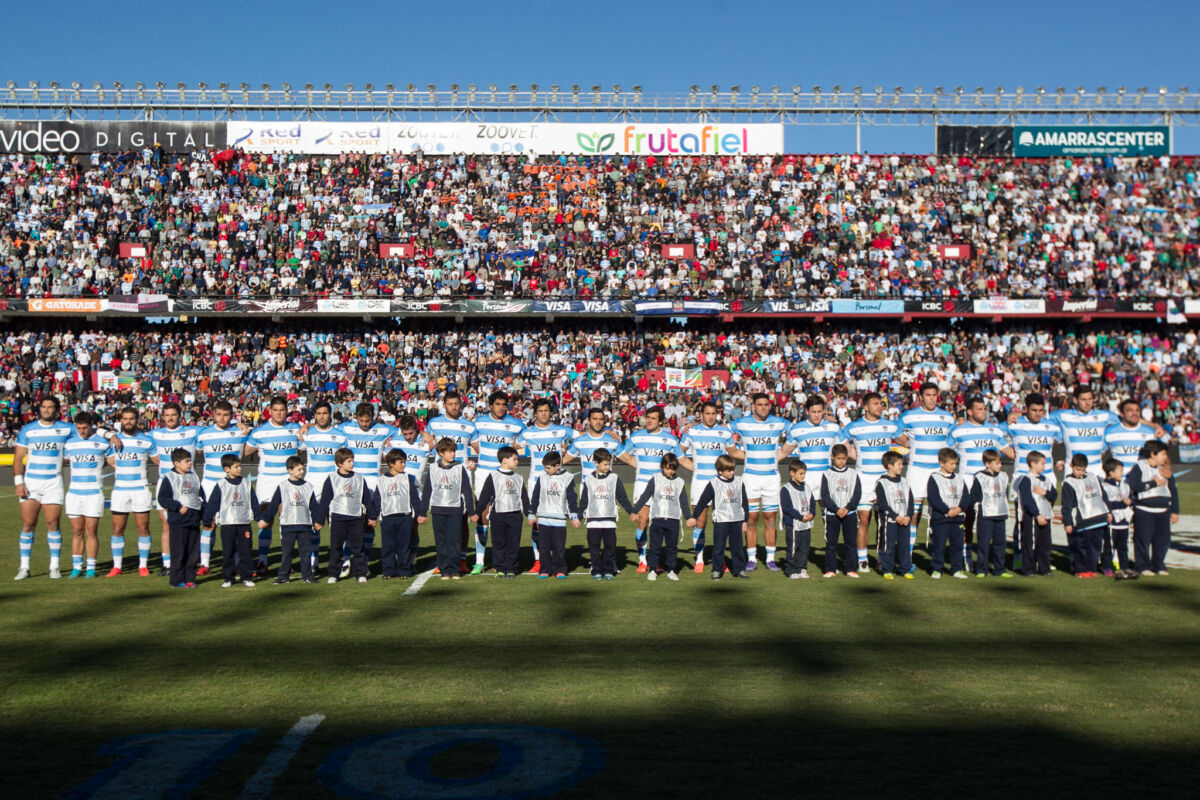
[173,298,244,314]
[1014,126,1170,157]
[242,298,317,314]
[634,300,723,316]
[830,299,905,315]
[971,298,1046,315]
[937,244,971,260]
[227,121,784,155]
[531,300,629,313]
[27,297,104,313]
[0,120,222,154]
[315,298,392,314]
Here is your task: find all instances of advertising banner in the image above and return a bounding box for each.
[27,297,105,313]
[227,121,785,156]
[531,300,629,314]
[390,298,468,313]
[634,300,723,316]
[0,120,223,154]
[760,299,832,313]
[665,368,703,389]
[1051,298,1117,313]
[1186,299,1200,316]
[462,299,533,314]
[379,243,415,259]
[1114,299,1168,314]
[830,299,905,314]
[905,299,974,314]
[315,298,392,314]
[1014,126,1170,157]
[174,298,244,314]
[936,244,971,260]
[242,298,317,314]
[662,244,695,259]
[119,243,149,259]
[972,298,1046,314]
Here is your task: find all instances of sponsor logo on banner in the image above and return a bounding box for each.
[634,300,723,316]
[1128,300,1164,313]
[665,368,703,389]
[532,300,627,313]
[762,300,832,313]
[0,120,222,154]
[243,298,313,314]
[391,299,448,313]
[466,300,532,314]
[1014,126,1170,157]
[315,298,391,314]
[830,299,906,314]
[28,298,104,313]
[1185,299,1200,316]
[228,121,784,156]
[178,298,240,313]
[1062,299,1099,313]
[971,298,1046,314]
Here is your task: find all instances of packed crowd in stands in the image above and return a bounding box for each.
[0,149,1197,300]
[1,321,1198,446]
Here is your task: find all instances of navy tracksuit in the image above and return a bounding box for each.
[926,471,975,574]
[1126,460,1179,573]
[821,467,861,574]
[1016,473,1057,576]
[874,475,914,576]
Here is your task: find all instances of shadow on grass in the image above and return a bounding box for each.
[15,707,1200,800]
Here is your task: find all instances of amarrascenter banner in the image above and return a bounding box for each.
[1014,126,1170,157]
[226,121,784,156]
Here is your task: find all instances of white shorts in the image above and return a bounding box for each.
[255,474,286,508]
[306,474,332,497]
[690,478,711,506]
[475,469,496,500]
[743,473,781,512]
[360,473,379,493]
[857,473,880,510]
[202,477,221,499]
[110,488,152,514]
[19,477,64,506]
[906,466,937,501]
[633,480,649,509]
[66,492,105,518]
[803,471,825,502]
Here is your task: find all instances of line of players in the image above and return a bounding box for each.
[10,381,1178,581]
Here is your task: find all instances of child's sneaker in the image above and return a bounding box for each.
[789,573,802,580]
[883,573,895,580]
[647,571,657,581]
[999,572,1015,579]
[822,571,835,578]
[357,576,367,584]
[846,571,860,579]
[903,572,915,580]
[221,580,233,588]
[667,572,679,581]
[931,571,942,579]
[274,576,290,585]
[603,574,615,581]
[799,569,809,579]
[327,576,338,584]
[711,571,722,580]
[555,573,567,580]
[242,580,256,587]
[592,574,603,581]
[952,571,969,579]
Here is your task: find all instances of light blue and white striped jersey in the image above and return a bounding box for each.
[64,433,113,496]
[518,423,572,480]
[619,429,684,486]
[112,432,156,491]
[247,421,302,478]
[730,415,790,477]
[15,419,74,480]
[1052,408,1118,466]
[840,417,902,477]
[196,424,249,484]
[1005,417,1061,474]
[681,423,736,484]
[898,407,955,470]
[425,415,477,465]
[1104,422,1158,470]
[394,438,433,485]
[301,425,346,483]
[149,424,200,462]
[949,422,1010,476]
[785,420,841,476]
[475,414,527,472]
[569,430,623,473]
[338,421,396,477]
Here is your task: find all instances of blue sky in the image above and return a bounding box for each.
[4,0,1196,152]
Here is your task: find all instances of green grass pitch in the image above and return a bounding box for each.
[2,485,1199,799]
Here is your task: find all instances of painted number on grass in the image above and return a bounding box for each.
[64,729,257,800]
[319,725,606,799]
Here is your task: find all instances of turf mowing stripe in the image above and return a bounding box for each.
[402,569,436,596]
[238,713,325,800]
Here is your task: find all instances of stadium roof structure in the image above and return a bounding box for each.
[3,82,1199,128]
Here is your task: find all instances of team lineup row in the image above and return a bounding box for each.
[11,381,1179,585]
